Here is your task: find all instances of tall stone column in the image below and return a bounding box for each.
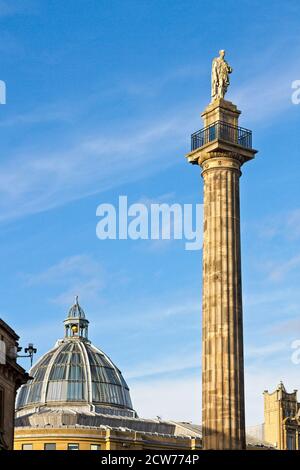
[202,153,245,449]
[186,98,257,449]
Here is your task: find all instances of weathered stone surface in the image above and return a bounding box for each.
[201,156,245,449]
[186,98,257,450]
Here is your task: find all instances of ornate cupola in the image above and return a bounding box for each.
[63,296,89,340]
[16,299,135,415]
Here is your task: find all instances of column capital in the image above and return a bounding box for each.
[201,153,242,177]
[197,150,244,170]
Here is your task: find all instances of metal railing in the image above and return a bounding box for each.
[191,120,252,151]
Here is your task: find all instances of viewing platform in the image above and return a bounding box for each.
[191,120,252,151]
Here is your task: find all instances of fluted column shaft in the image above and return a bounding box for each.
[201,154,245,450]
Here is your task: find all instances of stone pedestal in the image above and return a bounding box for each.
[186,99,257,449]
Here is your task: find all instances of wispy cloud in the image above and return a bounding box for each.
[120,63,206,98]
[244,287,298,307]
[268,253,300,282]
[268,317,300,336]
[1,49,299,225]
[230,47,300,124]
[0,114,191,223]
[255,208,300,241]
[246,341,287,359]
[23,254,105,305]
[125,350,200,380]
[286,209,300,238]
[90,294,201,334]
[0,105,73,127]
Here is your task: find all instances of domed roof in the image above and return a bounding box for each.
[16,299,134,416]
[67,296,86,319]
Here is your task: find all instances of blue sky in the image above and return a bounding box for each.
[1,0,300,426]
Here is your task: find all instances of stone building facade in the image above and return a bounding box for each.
[0,319,29,450]
[264,382,300,450]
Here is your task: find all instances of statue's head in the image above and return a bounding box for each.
[219,50,225,59]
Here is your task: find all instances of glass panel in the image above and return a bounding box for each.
[68,443,79,451]
[92,382,124,405]
[62,343,75,352]
[90,444,101,450]
[123,389,133,408]
[16,384,30,408]
[46,380,68,401]
[90,364,120,385]
[70,352,82,365]
[30,353,53,376]
[22,444,33,450]
[119,375,129,389]
[69,365,84,381]
[67,381,84,400]
[39,353,53,366]
[55,352,70,365]
[87,349,111,368]
[34,366,48,382]
[27,382,42,403]
[287,434,295,450]
[44,443,56,450]
[49,364,67,380]
[90,365,106,382]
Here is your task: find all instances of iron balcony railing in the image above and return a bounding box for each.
[191,120,252,151]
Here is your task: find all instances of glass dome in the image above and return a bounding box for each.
[16,299,134,414]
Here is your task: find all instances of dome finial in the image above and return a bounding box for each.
[64,298,89,340]
[67,297,85,319]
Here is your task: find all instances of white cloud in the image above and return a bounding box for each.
[90,294,201,334]
[23,254,105,305]
[268,253,300,282]
[287,209,300,239]
[0,105,73,127]
[269,317,300,336]
[230,50,300,124]
[246,341,288,359]
[1,50,299,225]
[255,208,300,241]
[0,114,192,223]
[244,287,298,307]
[125,351,200,380]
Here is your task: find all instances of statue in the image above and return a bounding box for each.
[211,50,232,100]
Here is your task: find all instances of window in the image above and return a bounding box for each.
[0,340,5,364]
[90,444,101,450]
[287,434,295,450]
[68,443,79,451]
[22,444,33,450]
[44,443,56,450]
[0,388,4,430]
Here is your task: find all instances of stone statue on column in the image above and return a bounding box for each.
[211,50,233,100]
[186,51,257,449]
